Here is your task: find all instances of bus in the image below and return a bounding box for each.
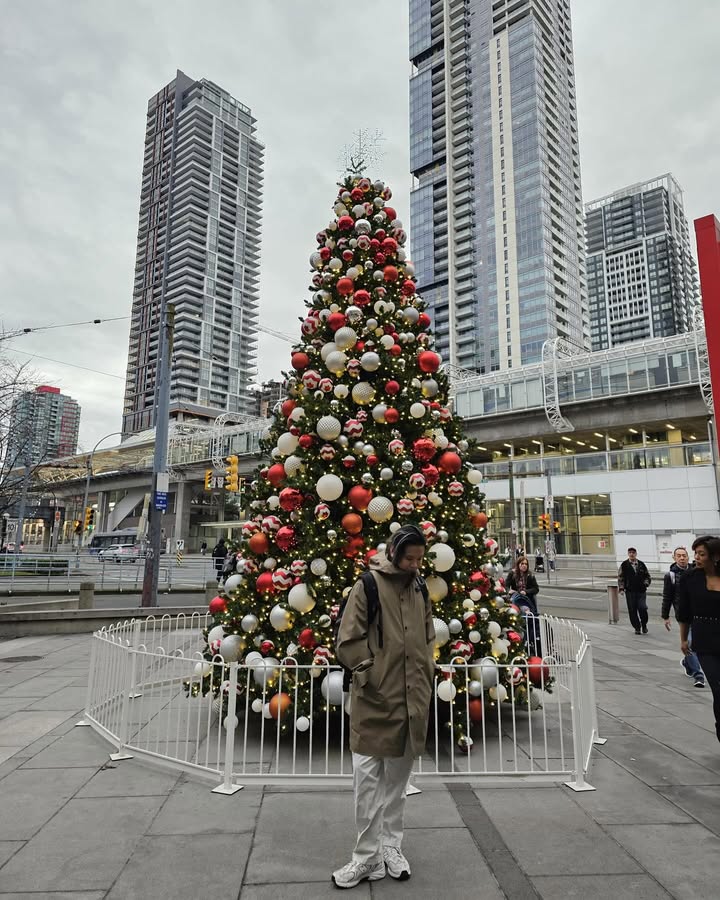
[88,529,141,555]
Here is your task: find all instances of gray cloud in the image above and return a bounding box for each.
[0,0,716,449]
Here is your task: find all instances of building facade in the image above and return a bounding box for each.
[9,385,80,465]
[122,70,264,437]
[586,175,699,351]
[409,0,587,373]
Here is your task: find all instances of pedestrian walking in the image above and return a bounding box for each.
[662,547,704,687]
[618,547,651,634]
[200,541,207,556]
[678,535,720,742]
[332,524,434,889]
[212,537,227,583]
[533,547,544,573]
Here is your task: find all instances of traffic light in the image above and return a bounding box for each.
[537,514,550,531]
[553,521,561,534]
[204,470,213,491]
[225,455,239,492]
[84,507,95,530]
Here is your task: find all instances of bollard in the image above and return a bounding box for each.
[606,583,619,624]
[206,579,220,602]
[79,581,95,610]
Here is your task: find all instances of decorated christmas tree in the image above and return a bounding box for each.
[197,174,545,739]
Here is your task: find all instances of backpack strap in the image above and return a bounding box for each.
[360,570,383,648]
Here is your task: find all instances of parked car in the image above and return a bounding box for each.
[98,544,142,563]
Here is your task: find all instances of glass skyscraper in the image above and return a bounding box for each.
[409,0,588,373]
[122,71,263,437]
[585,175,699,351]
[9,386,80,465]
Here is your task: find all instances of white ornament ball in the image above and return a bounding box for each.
[218,634,245,662]
[277,432,299,455]
[449,618,463,634]
[489,684,508,702]
[433,618,450,647]
[468,629,481,643]
[467,468,483,485]
[253,658,280,687]
[470,589,482,602]
[208,624,225,648]
[428,491,442,507]
[352,382,376,405]
[360,351,381,372]
[223,573,243,592]
[316,473,344,501]
[468,679,484,697]
[289,406,306,422]
[267,495,280,510]
[251,698,263,713]
[334,384,349,399]
[320,342,337,360]
[429,543,456,572]
[425,575,449,602]
[288,583,316,613]
[193,661,212,678]
[487,621,502,638]
[372,404,387,423]
[241,614,259,633]
[380,467,394,481]
[367,496,394,523]
[321,670,345,705]
[409,402,426,419]
[325,350,348,376]
[334,327,357,351]
[223,714,239,731]
[269,605,293,631]
[296,716,310,732]
[437,680,457,702]
[317,416,342,440]
[310,558,327,576]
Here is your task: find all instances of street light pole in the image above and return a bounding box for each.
[76,431,122,567]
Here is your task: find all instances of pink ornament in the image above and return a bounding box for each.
[302,370,321,390]
[272,568,293,590]
[261,515,281,533]
[242,521,260,538]
[388,439,405,455]
[397,498,414,515]
[344,419,363,437]
[275,526,297,551]
[290,559,307,575]
[448,481,464,497]
[314,503,331,521]
[409,473,426,490]
[319,444,336,461]
[420,521,437,539]
[318,378,333,393]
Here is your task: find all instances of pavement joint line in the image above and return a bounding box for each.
[237,783,266,898]
[446,782,541,900]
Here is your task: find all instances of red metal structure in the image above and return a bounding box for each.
[695,215,720,424]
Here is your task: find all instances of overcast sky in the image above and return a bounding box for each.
[1,0,718,451]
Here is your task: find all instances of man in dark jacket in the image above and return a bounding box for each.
[662,547,705,687]
[618,547,651,635]
[212,538,227,583]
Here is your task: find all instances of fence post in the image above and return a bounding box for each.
[606,583,619,624]
[564,653,596,792]
[584,641,607,746]
[212,660,243,795]
[109,619,142,761]
[78,581,95,610]
[76,630,99,727]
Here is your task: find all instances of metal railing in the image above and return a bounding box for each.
[80,613,604,793]
[0,551,222,595]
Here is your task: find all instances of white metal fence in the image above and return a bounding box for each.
[79,613,605,793]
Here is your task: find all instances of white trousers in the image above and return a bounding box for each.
[351,744,415,864]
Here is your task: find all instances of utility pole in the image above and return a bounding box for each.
[141,303,175,607]
[545,469,555,584]
[508,458,517,555]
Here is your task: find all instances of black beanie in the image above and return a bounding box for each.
[387,524,427,566]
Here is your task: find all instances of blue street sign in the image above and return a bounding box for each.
[154,491,168,511]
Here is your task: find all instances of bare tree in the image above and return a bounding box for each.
[0,337,39,528]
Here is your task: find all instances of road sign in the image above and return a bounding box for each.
[54,510,61,522]
[545,495,554,508]
[175,539,185,551]
[154,491,168,511]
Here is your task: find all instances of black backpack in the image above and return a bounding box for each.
[334,570,430,690]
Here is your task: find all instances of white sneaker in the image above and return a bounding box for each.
[383,845,411,880]
[332,859,385,889]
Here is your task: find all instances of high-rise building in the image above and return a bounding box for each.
[9,386,80,465]
[409,0,588,373]
[585,175,699,351]
[122,70,263,437]
[253,380,284,419]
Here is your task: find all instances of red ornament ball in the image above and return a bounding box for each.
[351,187,364,201]
[421,464,439,486]
[338,215,354,231]
[366,454,379,466]
[413,438,437,461]
[471,512,488,529]
[348,485,373,511]
[278,487,303,512]
[327,312,347,331]
[275,526,297,551]
[507,631,522,643]
[343,536,365,558]
[281,398,296,418]
[383,265,399,282]
[389,344,402,356]
[385,380,401,395]
[354,289,371,306]
[418,313,431,329]
[267,464,286,487]
[298,628,316,649]
[381,237,397,254]
[256,572,276,594]
[319,246,331,261]
[417,350,441,373]
[385,407,400,424]
[341,513,363,535]
[527,657,550,686]
[468,698,484,723]
[248,532,270,555]
[401,280,415,297]
[298,434,314,449]
[209,596,227,615]
[260,639,275,655]
[384,206,397,222]
[291,352,309,370]
[438,451,462,474]
[336,277,354,296]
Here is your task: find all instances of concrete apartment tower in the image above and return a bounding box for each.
[585,174,699,351]
[9,386,80,465]
[409,0,588,373]
[122,70,263,437]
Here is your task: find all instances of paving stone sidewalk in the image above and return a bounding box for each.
[0,619,718,899]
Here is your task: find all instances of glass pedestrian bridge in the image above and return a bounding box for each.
[453,330,710,424]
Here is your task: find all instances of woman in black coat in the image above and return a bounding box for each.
[506,556,541,655]
[678,535,720,743]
